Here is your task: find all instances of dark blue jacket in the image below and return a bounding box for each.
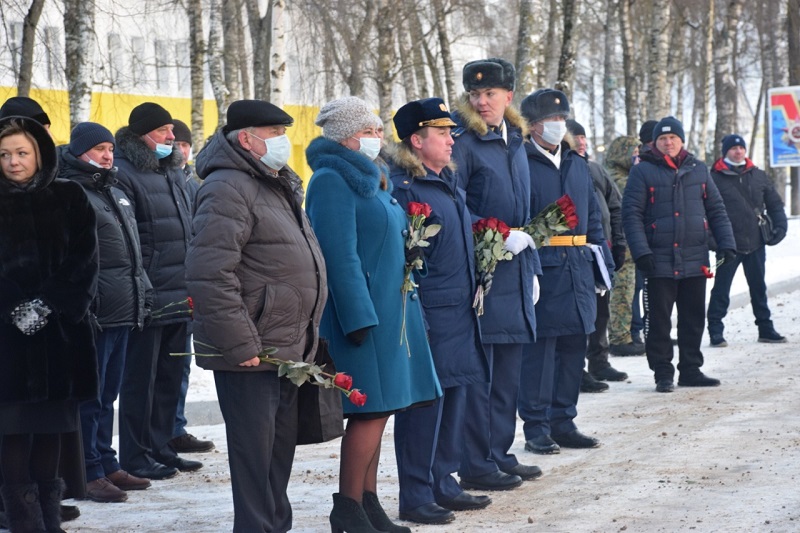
[387,144,489,389]
[526,141,613,337]
[623,148,735,279]
[451,95,540,344]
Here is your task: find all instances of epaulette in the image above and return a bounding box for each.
[451,126,466,138]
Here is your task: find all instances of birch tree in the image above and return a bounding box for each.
[432,0,457,105]
[63,0,95,127]
[376,0,396,127]
[222,0,243,101]
[17,0,44,97]
[207,0,229,127]
[713,0,745,159]
[788,0,800,214]
[270,0,286,106]
[185,0,205,148]
[554,0,579,99]
[515,0,540,104]
[646,0,671,119]
[618,0,636,136]
[602,0,616,146]
[244,0,272,100]
[696,0,713,157]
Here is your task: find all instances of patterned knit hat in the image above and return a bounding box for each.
[315,97,380,142]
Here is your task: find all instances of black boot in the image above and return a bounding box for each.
[329,493,381,533]
[38,479,66,533]
[0,483,46,533]
[362,491,411,533]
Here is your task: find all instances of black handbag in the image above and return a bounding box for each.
[731,178,775,245]
[295,338,345,445]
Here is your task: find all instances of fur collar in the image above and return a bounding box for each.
[454,93,528,138]
[115,126,184,172]
[384,141,455,179]
[306,136,390,198]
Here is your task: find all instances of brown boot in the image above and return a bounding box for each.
[107,469,151,491]
[85,478,128,503]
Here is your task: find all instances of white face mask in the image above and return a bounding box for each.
[357,137,382,161]
[724,157,746,167]
[540,121,567,146]
[87,158,105,169]
[249,133,292,171]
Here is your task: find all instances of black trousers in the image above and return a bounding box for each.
[215,371,298,533]
[586,292,610,373]
[643,276,707,382]
[118,322,187,471]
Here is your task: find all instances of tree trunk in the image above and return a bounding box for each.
[666,8,686,119]
[646,0,671,119]
[270,0,286,107]
[223,0,243,101]
[602,0,616,146]
[63,0,95,128]
[696,0,713,158]
[244,0,272,100]
[618,0,636,136]
[376,0,396,128]
[405,0,430,98]
[432,0,457,105]
[713,0,745,160]
[207,0,229,127]
[788,0,800,214]
[554,0,579,99]
[542,0,561,87]
[397,18,418,101]
[186,0,206,149]
[17,0,45,97]
[514,0,539,105]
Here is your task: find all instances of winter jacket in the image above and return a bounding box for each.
[451,94,540,344]
[0,119,98,404]
[113,127,193,325]
[622,148,736,279]
[386,143,489,389]
[527,140,613,337]
[710,158,788,254]
[186,129,327,371]
[586,158,625,247]
[306,136,441,414]
[59,147,151,330]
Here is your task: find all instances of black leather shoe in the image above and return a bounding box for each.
[160,456,203,472]
[677,372,720,387]
[60,504,80,522]
[580,371,609,393]
[127,463,178,480]
[459,470,522,491]
[551,430,600,449]
[501,463,542,480]
[524,435,560,455]
[609,342,646,356]
[758,329,787,343]
[655,380,674,393]
[437,491,491,511]
[399,503,455,525]
[592,366,628,382]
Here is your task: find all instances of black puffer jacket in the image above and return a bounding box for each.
[59,147,151,329]
[113,127,193,325]
[710,158,788,254]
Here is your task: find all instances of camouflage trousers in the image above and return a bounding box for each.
[608,247,636,345]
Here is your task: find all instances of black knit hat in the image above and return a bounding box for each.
[462,58,515,92]
[653,116,685,143]
[639,120,658,144]
[721,134,746,156]
[520,89,570,124]
[128,102,173,135]
[172,119,192,145]
[0,96,51,125]
[226,100,293,132]
[393,98,457,140]
[69,122,115,157]
[565,119,586,137]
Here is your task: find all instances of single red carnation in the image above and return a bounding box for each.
[187,296,194,310]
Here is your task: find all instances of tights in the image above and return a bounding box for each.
[338,417,389,502]
[1,433,61,484]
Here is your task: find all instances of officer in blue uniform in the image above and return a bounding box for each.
[451,58,543,490]
[518,89,614,455]
[388,98,492,526]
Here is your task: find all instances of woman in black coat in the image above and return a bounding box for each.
[0,116,98,532]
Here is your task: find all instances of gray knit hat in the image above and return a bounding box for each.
[315,97,381,142]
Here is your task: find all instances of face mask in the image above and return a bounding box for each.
[87,158,105,169]
[250,133,291,171]
[724,157,745,167]
[147,135,173,159]
[540,121,567,145]
[357,137,382,161]
[631,155,640,166]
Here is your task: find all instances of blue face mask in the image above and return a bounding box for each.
[357,137,381,160]
[147,135,173,159]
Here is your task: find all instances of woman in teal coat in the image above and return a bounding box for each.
[306,97,441,533]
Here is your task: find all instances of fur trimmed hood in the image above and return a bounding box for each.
[453,93,528,138]
[306,136,390,198]
[114,126,184,172]
[383,141,455,179]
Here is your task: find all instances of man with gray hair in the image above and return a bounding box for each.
[186,99,327,532]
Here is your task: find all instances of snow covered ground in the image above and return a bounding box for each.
[49,219,800,532]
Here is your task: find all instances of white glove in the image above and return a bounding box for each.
[503,230,536,255]
[10,298,51,335]
[533,275,540,305]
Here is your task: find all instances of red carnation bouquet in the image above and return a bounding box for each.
[472,217,513,316]
[401,202,441,353]
[521,194,579,247]
[150,297,194,320]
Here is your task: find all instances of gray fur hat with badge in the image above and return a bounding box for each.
[462,58,515,92]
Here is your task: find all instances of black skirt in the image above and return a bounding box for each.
[0,399,79,435]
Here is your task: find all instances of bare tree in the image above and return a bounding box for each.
[696,0,713,158]
[713,0,745,159]
[541,0,561,86]
[515,0,539,104]
[554,0,579,99]
[271,0,286,106]
[184,0,206,147]
[63,0,95,127]
[646,0,671,119]
[207,0,229,127]
[402,0,429,99]
[788,0,800,214]
[16,0,44,97]
[602,0,616,146]
[618,0,636,136]
[376,0,396,127]
[244,0,272,100]
[223,0,243,101]
[432,0,457,104]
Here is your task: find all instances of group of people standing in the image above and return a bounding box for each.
[0,52,788,533]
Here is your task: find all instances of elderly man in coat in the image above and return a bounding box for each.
[387,98,491,526]
[451,58,543,491]
[623,117,736,393]
[186,99,327,532]
[518,89,614,455]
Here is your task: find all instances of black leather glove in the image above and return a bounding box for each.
[346,327,371,346]
[634,254,656,276]
[405,246,424,266]
[612,244,627,272]
[717,249,736,265]
[143,307,153,328]
[767,227,786,246]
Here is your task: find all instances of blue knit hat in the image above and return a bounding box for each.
[653,116,685,143]
[721,134,746,156]
[69,122,115,157]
